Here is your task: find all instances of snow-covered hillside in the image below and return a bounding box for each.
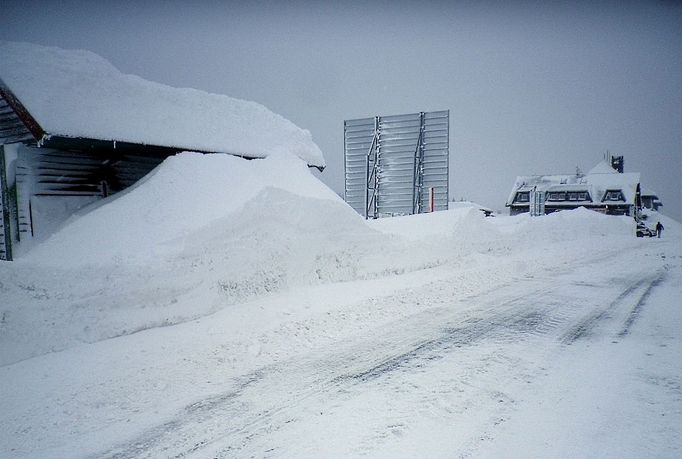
[1,153,681,458]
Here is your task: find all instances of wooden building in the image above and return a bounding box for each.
[0,41,324,260]
[0,93,181,260]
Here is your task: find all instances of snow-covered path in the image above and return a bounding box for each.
[2,233,680,458]
[108,249,677,458]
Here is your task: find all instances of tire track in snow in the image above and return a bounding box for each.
[617,270,667,337]
[98,283,558,459]
[342,309,550,384]
[560,270,666,345]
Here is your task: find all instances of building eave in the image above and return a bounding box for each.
[0,78,45,144]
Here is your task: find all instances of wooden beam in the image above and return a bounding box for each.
[0,79,45,142]
[0,145,13,260]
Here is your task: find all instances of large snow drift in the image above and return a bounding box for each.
[21,152,344,266]
[1,152,382,364]
[0,41,325,168]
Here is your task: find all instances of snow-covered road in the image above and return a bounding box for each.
[108,248,679,458]
[3,233,680,458]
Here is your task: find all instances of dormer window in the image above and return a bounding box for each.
[603,190,625,202]
[515,191,530,203]
[567,191,591,201]
[547,191,566,201]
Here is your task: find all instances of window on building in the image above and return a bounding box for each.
[547,191,566,201]
[567,191,590,201]
[515,191,529,203]
[603,190,625,202]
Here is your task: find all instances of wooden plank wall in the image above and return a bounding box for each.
[0,94,34,145]
[15,147,164,242]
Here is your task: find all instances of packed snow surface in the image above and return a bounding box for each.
[1,152,681,458]
[0,41,325,168]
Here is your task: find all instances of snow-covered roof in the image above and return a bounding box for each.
[587,160,619,175]
[0,41,325,168]
[507,162,640,206]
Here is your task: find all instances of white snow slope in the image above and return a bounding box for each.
[1,152,681,458]
[0,41,325,168]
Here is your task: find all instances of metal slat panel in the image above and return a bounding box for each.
[422,154,448,160]
[344,123,375,132]
[381,113,419,121]
[344,130,374,139]
[422,159,448,165]
[423,133,448,141]
[344,110,449,218]
[344,118,375,216]
[380,139,420,147]
[345,138,373,145]
[379,125,420,133]
[344,118,375,127]
[424,111,449,120]
[345,137,373,145]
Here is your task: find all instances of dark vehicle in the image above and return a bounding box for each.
[636,221,656,238]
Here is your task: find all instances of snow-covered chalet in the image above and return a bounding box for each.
[0,41,325,261]
[505,156,657,217]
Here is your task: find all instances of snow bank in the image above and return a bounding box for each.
[0,183,375,365]
[368,204,483,241]
[0,41,325,168]
[2,152,376,363]
[513,207,635,241]
[371,205,634,246]
[21,152,339,266]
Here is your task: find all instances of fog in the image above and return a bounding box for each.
[2,0,681,220]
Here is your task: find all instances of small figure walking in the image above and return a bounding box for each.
[656,221,664,238]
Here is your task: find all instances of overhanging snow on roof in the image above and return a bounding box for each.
[0,41,325,169]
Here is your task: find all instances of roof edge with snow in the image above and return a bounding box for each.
[0,41,325,169]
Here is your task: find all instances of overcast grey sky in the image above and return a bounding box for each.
[2,0,681,220]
